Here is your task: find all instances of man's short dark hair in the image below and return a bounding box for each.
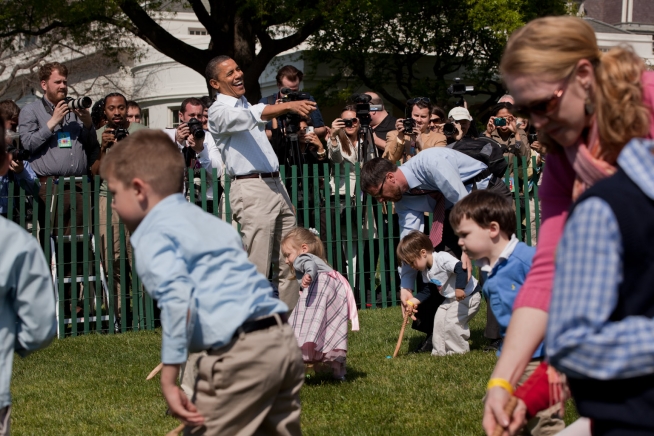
[199,95,214,109]
[180,97,204,114]
[205,55,232,82]
[360,158,398,193]
[449,190,516,235]
[39,62,68,82]
[104,92,127,106]
[126,100,141,113]
[410,99,433,114]
[0,115,6,160]
[276,65,303,86]
[0,100,19,122]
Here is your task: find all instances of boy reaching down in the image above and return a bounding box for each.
[449,190,564,436]
[100,130,304,436]
[397,230,480,356]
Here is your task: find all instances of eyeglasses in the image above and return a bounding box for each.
[429,117,441,124]
[513,71,574,118]
[373,174,388,200]
[407,97,430,106]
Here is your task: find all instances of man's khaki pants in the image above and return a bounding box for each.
[185,318,305,436]
[229,177,299,310]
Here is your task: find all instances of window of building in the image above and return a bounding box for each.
[189,28,207,35]
[141,108,150,127]
[169,107,180,128]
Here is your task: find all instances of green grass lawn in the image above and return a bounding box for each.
[10,302,578,435]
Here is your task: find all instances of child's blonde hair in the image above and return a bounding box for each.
[282,227,326,262]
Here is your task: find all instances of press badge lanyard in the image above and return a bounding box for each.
[42,97,72,148]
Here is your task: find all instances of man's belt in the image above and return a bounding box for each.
[231,313,287,340]
[232,171,279,180]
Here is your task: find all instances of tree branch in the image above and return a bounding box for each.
[116,0,209,73]
[187,0,219,40]
[0,45,52,97]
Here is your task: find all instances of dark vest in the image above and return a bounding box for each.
[566,166,654,432]
[571,166,654,321]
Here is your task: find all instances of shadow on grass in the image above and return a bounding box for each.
[304,367,368,385]
[470,326,490,352]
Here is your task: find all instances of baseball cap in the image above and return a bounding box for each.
[448,107,472,121]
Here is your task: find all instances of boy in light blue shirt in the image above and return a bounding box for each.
[449,190,564,435]
[100,129,303,435]
[0,118,56,436]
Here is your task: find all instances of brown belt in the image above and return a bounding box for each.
[232,171,279,180]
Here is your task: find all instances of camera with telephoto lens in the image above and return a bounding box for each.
[402,118,416,134]
[280,87,311,138]
[447,78,474,107]
[7,145,30,161]
[528,133,538,143]
[65,96,92,110]
[494,117,507,127]
[350,93,372,128]
[442,119,459,137]
[187,118,205,140]
[113,127,129,142]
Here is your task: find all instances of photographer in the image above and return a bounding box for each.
[483,102,530,175]
[383,98,446,163]
[126,100,142,124]
[365,91,397,152]
[429,106,447,135]
[1,108,39,219]
[18,62,99,237]
[92,92,147,327]
[164,97,223,205]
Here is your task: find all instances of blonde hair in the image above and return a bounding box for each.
[100,129,184,196]
[396,231,432,267]
[282,227,326,262]
[500,16,650,160]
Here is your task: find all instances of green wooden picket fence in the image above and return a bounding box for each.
[4,155,541,338]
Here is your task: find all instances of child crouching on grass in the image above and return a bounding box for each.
[100,130,304,435]
[282,227,359,381]
[396,230,480,356]
[449,190,564,435]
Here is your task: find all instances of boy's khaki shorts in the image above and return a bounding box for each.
[185,317,304,436]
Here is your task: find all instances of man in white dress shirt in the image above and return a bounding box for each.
[206,55,316,310]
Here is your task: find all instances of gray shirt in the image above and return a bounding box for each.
[18,97,99,177]
[293,253,333,286]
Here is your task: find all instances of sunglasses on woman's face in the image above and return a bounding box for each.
[429,117,441,124]
[513,71,574,118]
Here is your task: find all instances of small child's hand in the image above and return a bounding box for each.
[455,289,466,301]
[301,274,312,288]
[406,298,420,320]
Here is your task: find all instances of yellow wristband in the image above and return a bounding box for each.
[487,378,514,395]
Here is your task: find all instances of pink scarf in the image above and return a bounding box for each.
[564,118,616,201]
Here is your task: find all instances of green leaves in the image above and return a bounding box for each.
[308,0,566,111]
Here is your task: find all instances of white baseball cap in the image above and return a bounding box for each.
[448,107,472,121]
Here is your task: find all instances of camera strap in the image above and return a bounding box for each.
[41,97,54,116]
